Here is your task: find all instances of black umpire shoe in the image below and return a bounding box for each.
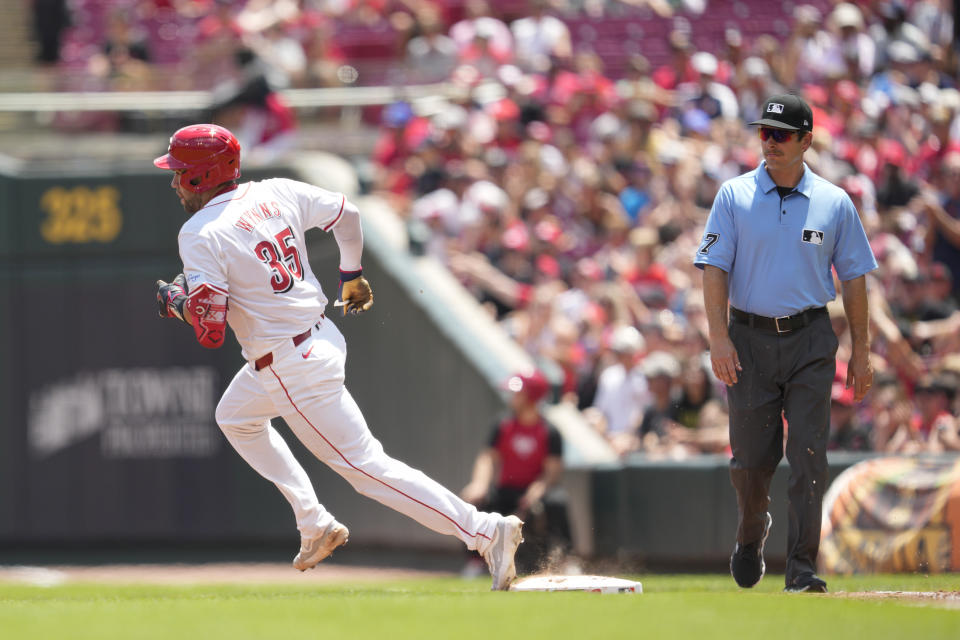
[784,573,828,593]
[730,512,772,588]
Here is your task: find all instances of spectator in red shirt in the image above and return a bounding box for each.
[194,0,245,78]
[885,372,960,452]
[652,29,697,91]
[461,371,571,572]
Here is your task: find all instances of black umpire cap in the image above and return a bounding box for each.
[749,94,813,131]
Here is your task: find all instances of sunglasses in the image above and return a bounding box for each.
[758,127,796,143]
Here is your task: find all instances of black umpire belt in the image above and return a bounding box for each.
[730,306,827,334]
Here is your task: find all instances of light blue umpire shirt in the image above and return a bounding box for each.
[693,161,878,318]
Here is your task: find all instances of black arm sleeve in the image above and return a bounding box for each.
[488,421,503,448]
[547,426,563,457]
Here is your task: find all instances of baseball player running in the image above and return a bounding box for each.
[153,124,523,590]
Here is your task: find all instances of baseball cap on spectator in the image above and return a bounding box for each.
[629,225,658,248]
[534,219,563,244]
[432,103,468,131]
[610,325,644,354]
[501,221,530,251]
[830,3,864,30]
[467,111,496,144]
[836,80,860,104]
[941,87,960,111]
[918,82,941,106]
[590,112,622,141]
[878,139,906,166]
[794,4,822,25]
[575,257,604,281]
[641,351,681,379]
[467,181,508,215]
[551,71,582,104]
[484,147,508,170]
[411,186,457,222]
[888,41,920,65]
[535,254,561,278]
[504,370,551,402]
[523,188,550,210]
[917,87,953,112]
[743,57,769,79]
[516,73,550,101]
[890,84,921,108]
[749,94,813,132]
[488,98,520,121]
[691,52,718,76]
[657,140,685,165]
[497,64,525,88]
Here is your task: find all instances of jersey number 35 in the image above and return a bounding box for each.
[255,226,304,293]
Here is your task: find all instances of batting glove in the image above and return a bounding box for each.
[337,269,373,316]
[157,273,189,323]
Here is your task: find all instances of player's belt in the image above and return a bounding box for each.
[730,306,826,334]
[254,317,324,371]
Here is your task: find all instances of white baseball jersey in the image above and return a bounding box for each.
[179,178,352,360]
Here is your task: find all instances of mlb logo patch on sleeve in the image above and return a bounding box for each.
[802,229,824,245]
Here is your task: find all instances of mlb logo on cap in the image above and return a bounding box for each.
[750,93,813,132]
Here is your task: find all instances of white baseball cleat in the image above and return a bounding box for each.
[293,521,349,571]
[482,515,524,591]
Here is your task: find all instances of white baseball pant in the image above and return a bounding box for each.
[214,318,500,553]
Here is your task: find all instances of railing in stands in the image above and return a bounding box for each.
[0,82,459,113]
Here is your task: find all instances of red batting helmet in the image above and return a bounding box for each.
[153,124,241,193]
[504,370,550,403]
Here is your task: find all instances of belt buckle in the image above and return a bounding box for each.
[775,316,790,334]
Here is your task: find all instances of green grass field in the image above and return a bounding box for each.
[1,574,958,640]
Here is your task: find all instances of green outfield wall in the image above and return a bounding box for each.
[566,452,874,567]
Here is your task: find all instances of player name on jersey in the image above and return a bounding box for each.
[234,201,283,232]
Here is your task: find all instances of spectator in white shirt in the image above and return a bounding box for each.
[450,0,514,59]
[510,0,572,73]
[590,325,651,455]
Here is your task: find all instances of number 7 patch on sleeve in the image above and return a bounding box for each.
[699,232,720,254]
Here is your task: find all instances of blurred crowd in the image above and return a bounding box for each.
[365,0,960,459]
[31,1,960,459]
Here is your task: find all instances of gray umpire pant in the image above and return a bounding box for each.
[726,311,837,585]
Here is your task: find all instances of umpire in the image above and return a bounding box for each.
[694,94,877,593]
